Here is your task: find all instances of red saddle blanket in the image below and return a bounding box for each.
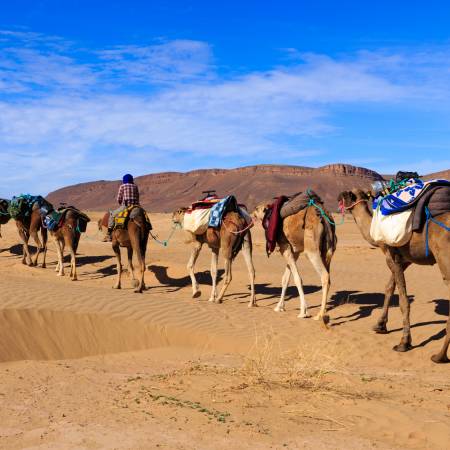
[262,196,288,256]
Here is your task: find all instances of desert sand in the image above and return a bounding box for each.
[0,213,449,449]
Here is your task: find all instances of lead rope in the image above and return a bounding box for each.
[149,225,179,247]
[425,206,450,257]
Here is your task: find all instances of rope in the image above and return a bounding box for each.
[149,226,178,247]
[305,189,344,227]
[222,218,254,235]
[425,206,450,257]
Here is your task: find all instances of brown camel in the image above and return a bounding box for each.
[253,203,336,320]
[171,208,256,306]
[97,212,110,242]
[0,199,10,239]
[51,208,90,281]
[12,199,51,268]
[108,208,151,293]
[338,189,450,363]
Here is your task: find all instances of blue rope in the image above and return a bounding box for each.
[306,189,344,227]
[149,226,178,247]
[425,206,450,257]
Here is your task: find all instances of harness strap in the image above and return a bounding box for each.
[425,206,450,257]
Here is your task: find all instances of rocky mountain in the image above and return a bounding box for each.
[47,163,386,212]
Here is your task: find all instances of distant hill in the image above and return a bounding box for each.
[47,163,387,212]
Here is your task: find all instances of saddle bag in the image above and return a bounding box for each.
[370,208,413,247]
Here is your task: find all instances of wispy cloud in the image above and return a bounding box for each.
[0,30,449,196]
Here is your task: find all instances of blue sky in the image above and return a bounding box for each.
[1,0,450,196]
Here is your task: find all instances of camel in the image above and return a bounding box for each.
[338,188,450,363]
[97,212,110,242]
[51,208,90,281]
[171,208,256,306]
[108,208,151,293]
[253,203,337,321]
[11,198,50,268]
[0,199,10,239]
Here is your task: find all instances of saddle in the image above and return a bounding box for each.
[113,205,152,231]
[43,205,91,232]
[8,195,51,220]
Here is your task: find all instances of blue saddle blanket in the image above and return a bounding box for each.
[373,179,450,215]
[208,195,238,228]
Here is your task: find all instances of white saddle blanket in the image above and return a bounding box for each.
[183,209,211,235]
[370,208,413,247]
[183,207,252,235]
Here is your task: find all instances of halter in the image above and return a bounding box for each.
[338,198,369,212]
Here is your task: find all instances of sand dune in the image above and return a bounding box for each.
[0,213,449,448]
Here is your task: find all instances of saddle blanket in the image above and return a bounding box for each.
[374,179,450,216]
[183,208,211,235]
[208,195,239,228]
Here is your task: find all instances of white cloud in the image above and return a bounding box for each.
[0,30,449,197]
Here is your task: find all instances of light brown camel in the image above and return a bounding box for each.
[171,208,256,306]
[13,201,50,268]
[253,203,336,320]
[97,212,110,242]
[108,208,151,293]
[51,209,90,281]
[338,188,450,363]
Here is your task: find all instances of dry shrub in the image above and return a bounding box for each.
[241,327,341,391]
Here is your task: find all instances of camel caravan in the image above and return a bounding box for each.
[1,171,449,363]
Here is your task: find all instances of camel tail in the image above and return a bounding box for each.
[320,209,337,268]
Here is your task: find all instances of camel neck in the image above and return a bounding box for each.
[350,202,377,246]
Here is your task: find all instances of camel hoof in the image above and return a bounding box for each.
[57,273,64,277]
[131,279,139,288]
[208,298,215,303]
[71,277,77,281]
[393,343,412,353]
[192,291,201,299]
[112,285,121,290]
[297,312,311,319]
[42,263,46,269]
[373,324,388,334]
[134,288,143,294]
[248,302,258,308]
[214,299,223,304]
[274,307,285,312]
[431,354,449,364]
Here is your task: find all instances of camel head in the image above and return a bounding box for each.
[337,189,371,209]
[172,207,188,227]
[252,202,271,222]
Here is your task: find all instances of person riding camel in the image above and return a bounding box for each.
[107,174,140,236]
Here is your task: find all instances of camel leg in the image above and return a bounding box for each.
[431,249,450,363]
[112,241,122,290]
[275,266,291,312]
[386,250,412,352]
[187,241,202,298]
[305,250,331,321]
[127,246,138,288]
[18,227,32,266]
[241,235,256,307]
[208,249,219,302]
[130,230,145,293]
[373,262,411,334]
[54,238,65,276]
[282,247,310,318]
[216,257,232,304]
[41,228,48,268]
[69,241,77,281]
[29,228,43,267]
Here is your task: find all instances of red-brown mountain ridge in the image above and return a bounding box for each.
[47,164,449,212]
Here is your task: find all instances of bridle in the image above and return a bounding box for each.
[338,198,370,212]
